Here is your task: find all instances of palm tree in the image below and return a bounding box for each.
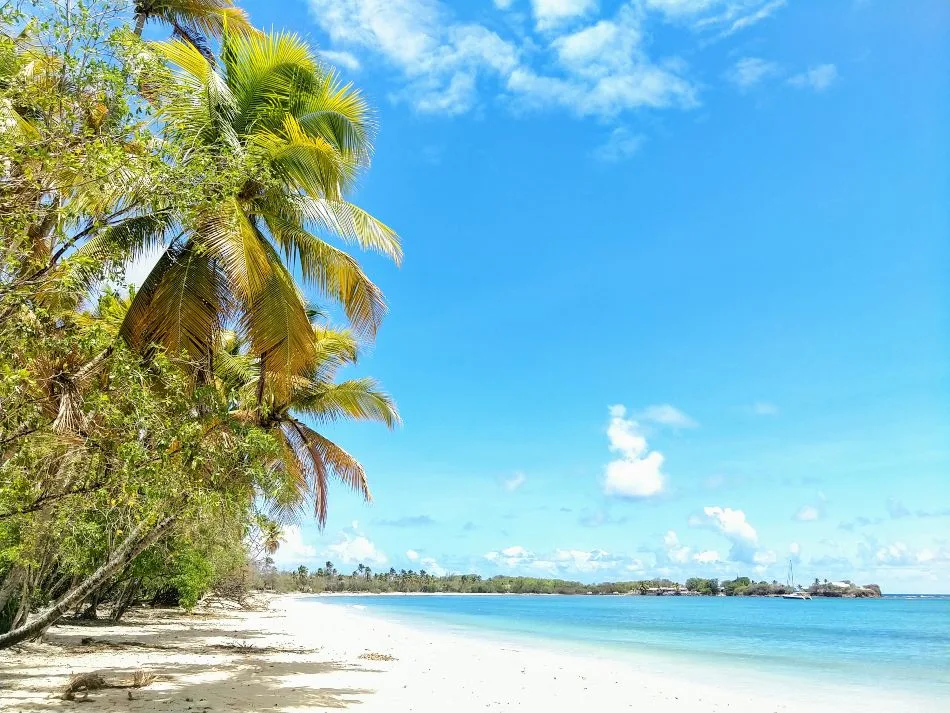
[261,519,281,556]
[119,30,400,399]
[225,319,398,527]
[132,0,254,42]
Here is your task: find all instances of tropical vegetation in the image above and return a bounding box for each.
[0,0,399,647]
[258,566,882,597]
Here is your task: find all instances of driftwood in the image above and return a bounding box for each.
[60,670,155,701]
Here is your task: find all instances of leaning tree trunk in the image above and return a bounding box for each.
[0,515,175,648]
[134,13,147,36]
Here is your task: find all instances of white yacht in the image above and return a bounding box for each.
[781,561,812,600]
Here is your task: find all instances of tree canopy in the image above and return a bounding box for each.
[0,0,399,647]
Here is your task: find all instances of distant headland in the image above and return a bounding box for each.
[263,565,883,598]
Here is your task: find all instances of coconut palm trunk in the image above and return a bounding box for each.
[0,515,175,648]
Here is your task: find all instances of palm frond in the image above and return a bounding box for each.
[294,378,400,429]
[239,230,317,396]
[296,196,402,264]
[143,0,256,39]
[263,214,386,336]
[120,240,231,361]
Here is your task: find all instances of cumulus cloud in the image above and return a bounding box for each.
[485,544,632,576]
[789,541,801,563]
[504,472,527,491]
[789,64,838,92]
[484,545,535,568]
[308,0,519,115]
[794,493,827,522]
[272,525,318,568]
[753,549,777,570]
[327,533,388,565]
[531,0,598,31]
[693,549,721,564]
[726,57,780,89]
[420,556,447,576]
[861,540,950,568]
[405,549,420,561]
[700,506,758,543]
[663,530,691,563]
[603,405,666,498]
[308,0,699,118]
[692,506,767,563]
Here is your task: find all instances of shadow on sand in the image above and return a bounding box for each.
[0,608,382,712]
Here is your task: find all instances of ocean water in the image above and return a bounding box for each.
[317,594,950,701]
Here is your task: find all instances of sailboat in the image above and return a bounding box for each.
[782,560,811,600]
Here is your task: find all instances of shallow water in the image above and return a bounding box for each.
[316,593,950,700]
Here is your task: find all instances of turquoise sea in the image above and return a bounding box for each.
[318,594,950,702]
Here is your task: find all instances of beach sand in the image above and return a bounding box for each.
[0,594,941,712]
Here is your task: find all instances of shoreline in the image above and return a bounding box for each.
[0,594,943,712]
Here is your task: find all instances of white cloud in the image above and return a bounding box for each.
[504,471,527,491]
[638,404,698,428]
[485,545,535,568]
[494,0,515,8]
[789,542,801,562]
[645,0,720,16]
[554,548,613,572]
[693,549,721,563]
[664,530,691,563]
[420,556,446,576]
[308,0,518,115]
[485,545,633,576]
[753,549,777,570]
[701,506,758,543]
[405,549,420,561]
[867,542,950,567]
[310,0,697,119]
[717,0,786,37]
[726,57,780,89]
[794,493,827,522]
[272,525,318,568]
[327,534,388,565]
[646,0,787,38]
[603,405,666,498]
[789,64,838,92]
[531,0,598,31]
[592,127,645,162]
[626,559,645,572]
[319,49,362,71]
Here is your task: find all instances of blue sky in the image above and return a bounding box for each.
[234,0,948,592]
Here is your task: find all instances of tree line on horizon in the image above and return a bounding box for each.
[0,0,400,647]
[258,565,883,597]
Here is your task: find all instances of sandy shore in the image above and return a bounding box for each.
[0,594,942,712]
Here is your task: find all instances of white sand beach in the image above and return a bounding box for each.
[0,595,942,712]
